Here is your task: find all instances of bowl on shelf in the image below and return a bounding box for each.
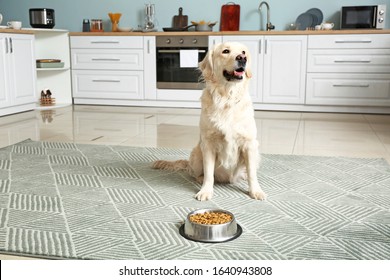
[117,26,133,32]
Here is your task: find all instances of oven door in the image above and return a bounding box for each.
[341,6,377,29]
[156,48,207,90]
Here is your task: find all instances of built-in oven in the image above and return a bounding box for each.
[156,35,208,90]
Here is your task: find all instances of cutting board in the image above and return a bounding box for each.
[220,2,240,31]
[173,7,188,28]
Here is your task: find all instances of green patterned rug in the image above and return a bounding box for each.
[0,140,389,260]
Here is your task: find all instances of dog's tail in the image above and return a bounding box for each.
[151,159,189,172]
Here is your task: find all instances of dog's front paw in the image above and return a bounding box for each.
[249,189,267,200]
[195,190,213,201]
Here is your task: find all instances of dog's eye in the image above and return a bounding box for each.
[242,51,246,55]
[222,49,230,54]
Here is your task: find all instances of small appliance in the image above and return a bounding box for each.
[29,8,55,29]
[341,4,386,29]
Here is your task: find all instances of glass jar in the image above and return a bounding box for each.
[91,19,103,32]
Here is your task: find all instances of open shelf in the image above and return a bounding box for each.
[32,29,72,105]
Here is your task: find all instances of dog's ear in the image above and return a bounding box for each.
[245,67,252,79]
[199,45,215,81]
[245,49,252,78]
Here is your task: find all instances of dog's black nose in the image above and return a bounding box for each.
[236,54,247,62]
[236,54,247,68]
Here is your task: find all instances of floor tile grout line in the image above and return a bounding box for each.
[363,114,390,163]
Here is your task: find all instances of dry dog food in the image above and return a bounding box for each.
[189,211,233,225]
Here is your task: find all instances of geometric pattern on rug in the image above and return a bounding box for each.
[0,140,389,260]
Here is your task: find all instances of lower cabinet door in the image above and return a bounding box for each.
[306,73,390,106]
[72,70,144,100]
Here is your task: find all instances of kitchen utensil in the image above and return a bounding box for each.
[179,209,242,243]
[162,24,194,32]
[173,7,188,28]
[108,13,122,32]
[295,12,314,30]
[306,8,323,26]
[144,3,156,31]
[220,2,240,31]
[0,13,3,25]
[29,8,55,28]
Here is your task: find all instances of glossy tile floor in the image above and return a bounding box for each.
[2,105,390,161]
[1,105,390,259]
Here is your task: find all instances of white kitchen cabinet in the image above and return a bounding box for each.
[209,36,222,48]
[306,73,390,106]
[262,36,307,104]
[0,33,36,116]
[306,34,390,106]
[143,36,157,100]
[72,70,143,100]
[32,29,72,106]
[71,36,145,103]
[222,35,307,104]
[0,36,9,107]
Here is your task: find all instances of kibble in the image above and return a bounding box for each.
[189,211,233,225]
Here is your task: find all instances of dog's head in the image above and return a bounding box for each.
[199,42,252,84]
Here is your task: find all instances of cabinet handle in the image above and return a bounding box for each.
[5,37,9,53]
[9,38,13,53]
[334,59,371,63]
[147,39,150,54]
[334,40,372,44]
[333,84,370,88]
[90,41,120,44]
[157,50,206,54]
[91,58,121,61]
[265,39,268,55]
[92,79,121,83]
[259,40,262,54]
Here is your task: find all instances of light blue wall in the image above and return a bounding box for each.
[0,0,388,31]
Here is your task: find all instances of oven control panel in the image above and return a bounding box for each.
[156,36,208,47]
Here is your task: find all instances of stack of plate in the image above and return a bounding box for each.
[295,8,323,30]
[36,59,64,68]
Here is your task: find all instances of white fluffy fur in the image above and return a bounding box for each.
[152,42,266,201]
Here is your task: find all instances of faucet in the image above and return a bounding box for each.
[259,1,275,31]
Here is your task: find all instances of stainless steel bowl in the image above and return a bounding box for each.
[179,209,242,243]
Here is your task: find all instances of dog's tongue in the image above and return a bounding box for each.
[234,70,245,77]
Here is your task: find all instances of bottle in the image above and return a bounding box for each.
[82,19,90,32]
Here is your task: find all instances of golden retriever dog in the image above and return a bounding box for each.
[152,42,266,201]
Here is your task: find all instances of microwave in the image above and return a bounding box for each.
[341,4,386,29]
